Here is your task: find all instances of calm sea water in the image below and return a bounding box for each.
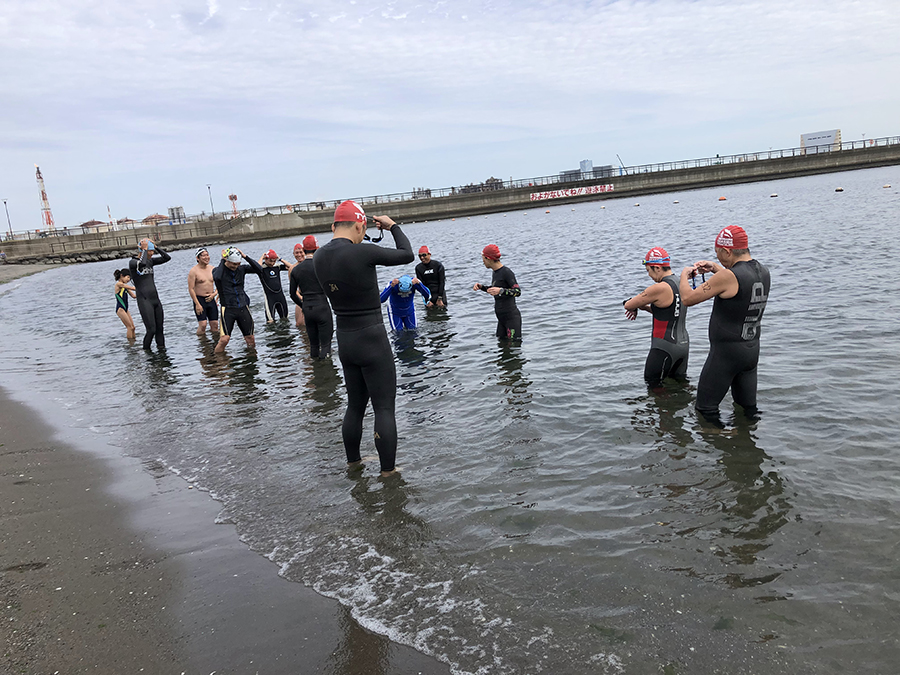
[2,167,898,674]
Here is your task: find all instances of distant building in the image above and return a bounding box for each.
[559,169,581,183]
[592,165,614,179]
[801,129,841,154]
[580,159,593,179]
[168,206,186,223]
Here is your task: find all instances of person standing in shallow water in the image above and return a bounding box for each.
[289,235,334,359]
[414,245,447,307]
[623,247,689,387]
[128,238,171,351]
[113,269,137,340]
[679,225,770,424]
[313,200,413,477]
[473,244,522,341]
[188,248,219,336]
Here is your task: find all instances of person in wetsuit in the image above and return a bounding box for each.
[313,200,414,477]
[114,268,137,340]
[679,226,770,424]
[473,244,522,340]
[380,275,430,330]
[624,247,689,387]
[289,235,334,359]
[256,249,291,322]
[212,247,265,354]
[414,246,447,307]
[128,238,171,351]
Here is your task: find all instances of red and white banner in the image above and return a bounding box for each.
[529,184,614,201]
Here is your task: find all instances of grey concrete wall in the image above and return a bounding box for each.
[4,144,898,263]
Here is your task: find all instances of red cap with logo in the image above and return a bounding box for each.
[302,235,318,252]
[643,247,670,266]
[482,244,501,261]
[293,242,304,252]
[265,249,278,259]
[715,226,749,249]
[333,200,366,223]
[418,245,430,255]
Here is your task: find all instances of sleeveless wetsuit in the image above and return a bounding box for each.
[696,259,770,422]
[258,263,289,321]
[414,258,447,305]
[313,226,414,472]
[380,281,431,330]
[289,258,334,358]
[212,256,263,338]
[645,275,689,386]
[479,266,522,340]
[128,248,171,350]
[115,286,129,314]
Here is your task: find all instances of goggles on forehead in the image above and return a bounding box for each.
[641,257,670,266]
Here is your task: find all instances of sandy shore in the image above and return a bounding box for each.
[0,262,67,285]
[0,387,450,674]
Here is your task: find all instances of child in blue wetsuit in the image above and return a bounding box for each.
[380,275,430,330]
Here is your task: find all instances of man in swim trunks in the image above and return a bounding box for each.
[188,247,219,335]
[313,200,414,477]
[380,274,431,330]
[256,249,291,323]
[128,237,171,351]
[414,246,447,307]
[212,247,265,354]
[624,247,689,387]
[289,235,334,359]
[679,225,770,424]
[473,244,522,340]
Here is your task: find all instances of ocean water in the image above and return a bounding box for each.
[1,167,898,674]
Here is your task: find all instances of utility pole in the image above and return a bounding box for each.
[207,184,215,218]
[3,199,12,238]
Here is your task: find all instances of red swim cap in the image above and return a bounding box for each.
[418,245,430,255]
[302,235,318,251]
[643,247,670,266]
[265,249,278,259]
[482,244,501,261]
[715,226,749,249]
[333,200,366,223]
[293,242,304,252]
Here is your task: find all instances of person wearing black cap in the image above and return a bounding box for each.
[679,226,770,424]
[129,237,171,351]
[414,245,447,307]
[473,244,521,340]
[188,247,219,336]
[289,235,333,359]
[313,200,414,477]
[623,247,689,387]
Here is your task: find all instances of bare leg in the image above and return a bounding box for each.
[215,335,230,353]
[244,335,256,349]
[196,320,208,336]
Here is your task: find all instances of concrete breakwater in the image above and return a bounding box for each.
[4,141,899,264]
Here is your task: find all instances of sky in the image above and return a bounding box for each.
[1,0,898,231]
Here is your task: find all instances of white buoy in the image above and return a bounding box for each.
[835,187,844,192]
[601,206,605,209]
[673,200,679,204]
[634,203,640,207]
[770,193,778,198]
[884,184,892,188]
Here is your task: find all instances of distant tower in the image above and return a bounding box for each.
[229,193,238,217]
[35,165,56,231]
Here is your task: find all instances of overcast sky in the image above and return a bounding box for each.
[1,0,898,230]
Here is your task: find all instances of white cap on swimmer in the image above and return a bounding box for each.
[223,247,242,263]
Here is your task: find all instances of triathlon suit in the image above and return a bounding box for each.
[259,263,289,321]
[128,248,171,350]
[645,275,689,386]
[380,281,431,330]
[414,258,447,305]
[313,226,414,472]
[115,286,129,314]
[696,259,770,422]
[289,258,334,359]
[479,266,522,340]
[212,256,263,338]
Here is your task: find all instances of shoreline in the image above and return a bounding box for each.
[0,262,67,285]
[0,385,450,674]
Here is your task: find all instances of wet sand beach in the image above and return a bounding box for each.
[0,387,449,674]
[0,262,68,285]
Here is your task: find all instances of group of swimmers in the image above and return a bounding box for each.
[114,200,767,475]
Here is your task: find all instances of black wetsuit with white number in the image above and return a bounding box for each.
[259,263,289,321]
[645,276,689,386]
[480,266,522,340]
[697,259,770,422]
[129,248,171,350]
[289,257,334,358]
[213,257,263,338]
[415,258,447,305]
[313,227,414,472]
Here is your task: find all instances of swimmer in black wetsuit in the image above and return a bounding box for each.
[313,200,414,477]
[212,246,265,353]
[113,268,137,340]
[290,243,306,329]
[624,247,689,387]
[473,244,522,340]
[679,226,770,424]
[128,238,171,351]
[414,245,447,307]
[257,249,291,322]
[289,235,334,359]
